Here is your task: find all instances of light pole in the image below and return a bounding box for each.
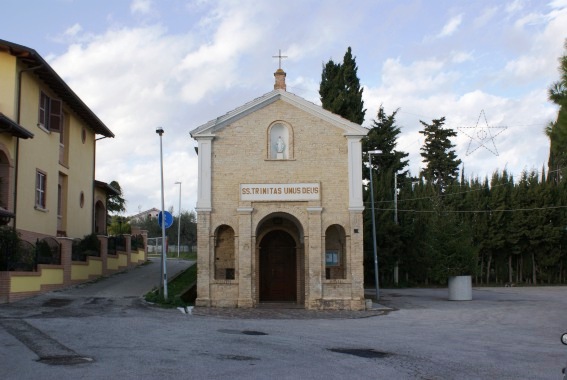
[156,127,168,300]
[368,149,382,301]
[175,181,182,258]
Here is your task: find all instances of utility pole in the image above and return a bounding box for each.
[175,181,182,258]
[368,150,382,300]
[156,127,168,300]
[394,172,399,285]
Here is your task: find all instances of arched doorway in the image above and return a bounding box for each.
[259,230,296,302]
[94,201,106,234]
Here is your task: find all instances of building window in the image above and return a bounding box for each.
[38,91,62,133]
[325,250,340,266]
[325,224,346,279]
[35,170,47,209]
[214,225,236,280]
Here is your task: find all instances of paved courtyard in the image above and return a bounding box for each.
[0,259,565,379]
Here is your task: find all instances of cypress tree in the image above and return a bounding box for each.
[547,39,567,183]
[319,47,366,124]
[419,117,462,192]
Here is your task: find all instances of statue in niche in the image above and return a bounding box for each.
[276,136,286,153]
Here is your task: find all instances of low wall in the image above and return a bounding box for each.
[0,232,148,303]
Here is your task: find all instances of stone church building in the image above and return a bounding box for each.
[190,67,369,310]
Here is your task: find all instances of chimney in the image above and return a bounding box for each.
[274,68,286,91]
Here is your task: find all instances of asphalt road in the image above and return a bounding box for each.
[0,260,566,379]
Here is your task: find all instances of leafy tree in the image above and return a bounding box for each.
[130,210,197,249]
[419,117,462,192]
[108,215,131,235]
[319,47,366,124]
[107,180,126,214]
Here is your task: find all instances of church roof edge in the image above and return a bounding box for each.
[190,89,368,138]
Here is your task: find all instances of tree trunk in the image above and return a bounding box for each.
[516,258,520,283]
[531,252,537,285]
[508,255,513,283]
[495,262,498,284]
[478,257,484,285]
[486,254,492,284]
[520,255,523,283]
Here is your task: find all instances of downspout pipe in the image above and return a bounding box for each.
[93,136,108,234]
[14,64,43,230]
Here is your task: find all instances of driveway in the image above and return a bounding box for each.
[0,263,565,379]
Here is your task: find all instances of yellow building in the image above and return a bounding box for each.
[0,39,115,241]
[190,68,369,310]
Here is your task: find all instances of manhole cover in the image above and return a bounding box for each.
[42,298,73,307]
[328,348,390,358]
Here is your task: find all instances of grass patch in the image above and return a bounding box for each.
[144,264,197,308]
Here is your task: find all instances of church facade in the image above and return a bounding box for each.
[190,69,369,310]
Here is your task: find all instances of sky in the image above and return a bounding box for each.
[2,0,567,216]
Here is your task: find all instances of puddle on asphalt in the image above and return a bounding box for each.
[41,298,73,307]
[328,348,390,359]
[218,329,268,336]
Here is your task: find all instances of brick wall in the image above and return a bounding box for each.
[0,230,148,303]
[198,99,365,310]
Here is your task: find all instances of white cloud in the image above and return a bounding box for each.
[503,5,567,83]
[506,0,524,13]
[130,0,152,14]
[474,6,498,28]
[437,14,463,38]
[50,26,200,213]
[64,23,82,37]
[451,51,474,63]
[550,0,567,8]
[35,0,566,213]
[380,57,459,96]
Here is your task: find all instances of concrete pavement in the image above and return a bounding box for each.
[0,262,566,379]
[62,257,194,297]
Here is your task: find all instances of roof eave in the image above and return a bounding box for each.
[0,39,114,138]
[0,112,34,139]
[191,89,368,138]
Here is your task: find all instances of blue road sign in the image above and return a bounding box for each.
[158,211,173,229]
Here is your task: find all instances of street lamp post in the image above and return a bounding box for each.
[368,150,382,301]
[156,127,168,300]
[175,181,182,258]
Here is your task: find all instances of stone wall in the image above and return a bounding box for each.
[197,99,365,310]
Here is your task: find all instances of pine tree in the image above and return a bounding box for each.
[319,47,366,124]
[419,117,462,192]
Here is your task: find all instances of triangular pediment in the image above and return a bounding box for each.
[190,89,368,138]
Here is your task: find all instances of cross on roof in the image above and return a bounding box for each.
[272,49,288,69]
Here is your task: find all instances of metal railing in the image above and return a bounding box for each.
[71,235,101,262]
[0,233,60,272]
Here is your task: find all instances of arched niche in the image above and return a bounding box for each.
[214,224,236,280]
[325,224,346,279]
[267,121,293,160]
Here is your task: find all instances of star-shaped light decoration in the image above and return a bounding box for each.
[458,110,507,156]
